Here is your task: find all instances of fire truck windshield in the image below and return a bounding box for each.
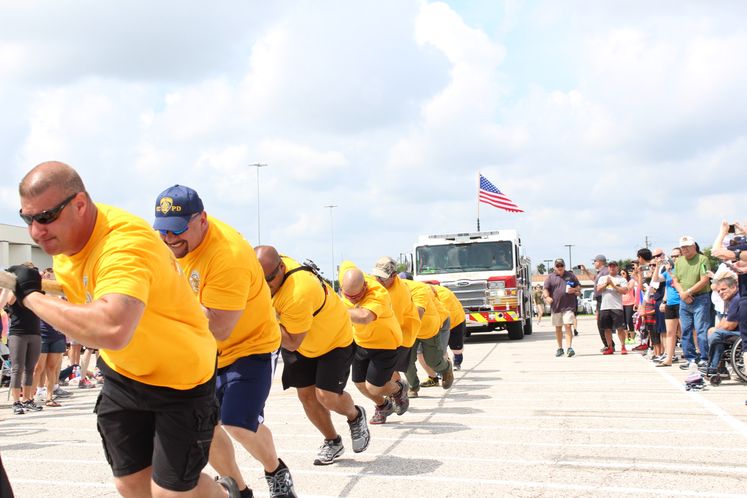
[416,241,513,274]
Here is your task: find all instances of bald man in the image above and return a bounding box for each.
[255,246,370,465]
[339,262,404,425]
[12,162,237,498]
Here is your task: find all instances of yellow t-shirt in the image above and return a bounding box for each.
[382,276,420,348]
[53,203,216,390]
[338,261,402,349]
[400,279,441,339]
[179,216,280,368]
[272,257,353,358]
[433,285,466,328]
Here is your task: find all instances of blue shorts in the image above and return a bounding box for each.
[41,338,66,354]
[215,354,272,432]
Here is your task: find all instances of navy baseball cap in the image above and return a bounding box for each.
[153,185,204,233]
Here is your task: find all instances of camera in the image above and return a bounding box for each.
[728,224,736,234]
[573,265,582,270]
[640,265,651,272]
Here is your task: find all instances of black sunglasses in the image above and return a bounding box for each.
[19,192,79,225]
[265,261,283,282]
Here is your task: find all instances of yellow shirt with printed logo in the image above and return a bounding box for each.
[272,257,353,358]
[433,285,466,328]
[53,203,216,390]
[382,276,420,348]
[179,216,280,368]
[400,279,441,340]
[338,261,402,349]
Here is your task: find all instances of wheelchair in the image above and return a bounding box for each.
[706,336,747,386]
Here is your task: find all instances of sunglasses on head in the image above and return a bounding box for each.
[19,192,79,225]
[157,213,200,236]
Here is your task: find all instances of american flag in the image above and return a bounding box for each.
[478,174,524,213]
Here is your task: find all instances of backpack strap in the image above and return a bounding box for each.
[281,266,328,316]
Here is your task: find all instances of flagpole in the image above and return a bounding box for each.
[476,171,481,232]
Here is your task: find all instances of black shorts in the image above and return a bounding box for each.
[351,345,398,387]
[393,345,413,372]
[41,338,66,354]
[281,343,353,394]
[665,304,680,320]
[94,361,218,492]
[599,309,624,331]
[448,321,465,350]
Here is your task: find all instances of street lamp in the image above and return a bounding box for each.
[543,259,553,274]
[564,244,574,270]
[324,205,338,284]
[249,163,268,244]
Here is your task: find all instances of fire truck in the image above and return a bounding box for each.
[412,230,533,339]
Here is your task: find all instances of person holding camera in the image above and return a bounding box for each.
[579,255,610,351]
[711,220,747,358]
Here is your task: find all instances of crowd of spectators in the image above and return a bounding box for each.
[1,265,101,415]
[540,219,747,396]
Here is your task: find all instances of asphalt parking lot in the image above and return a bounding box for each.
[3,316,747,497]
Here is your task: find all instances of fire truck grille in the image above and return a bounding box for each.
[443,281,488,308]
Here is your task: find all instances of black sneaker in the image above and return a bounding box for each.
[347,405,370,453]
[12,401,25,415]
[216,476,241,498]
[264,459,297,498]
[555,348,564,357]
[314,436,344,465]
[23,400,43,412]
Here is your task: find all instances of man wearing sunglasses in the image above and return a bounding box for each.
[12,162,237,497]
[153,185,296,498]
[338,262,404,424]
[254,245,370,466]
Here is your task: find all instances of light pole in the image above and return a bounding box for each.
[564,244,574,270]
[543,259,553,274]
[324,205,338,284]
[249,163,268,244]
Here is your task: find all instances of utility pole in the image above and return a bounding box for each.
[324,205,338,284]
[248,163,268,244]
[543,259,553,274]
[564,244,574,270]
[644,236,651,249]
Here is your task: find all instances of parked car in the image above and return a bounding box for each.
[579,288,596,315]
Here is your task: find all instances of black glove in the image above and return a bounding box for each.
[7,265,43,304]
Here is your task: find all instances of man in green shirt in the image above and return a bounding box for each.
[672,236,712,369]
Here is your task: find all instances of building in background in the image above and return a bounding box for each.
[0,223,52,270]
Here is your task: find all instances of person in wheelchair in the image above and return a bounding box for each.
[701,274,740,376]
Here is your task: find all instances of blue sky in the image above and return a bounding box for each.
[1,1,745,277]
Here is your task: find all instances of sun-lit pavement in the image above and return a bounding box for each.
[3,315,747,497]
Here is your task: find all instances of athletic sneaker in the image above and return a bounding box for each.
[23,400,43,412]
[369,400,395,425]
[347,405,370,453]
[12,401,25,415]
[567,348,575,358]
[453,362,462,371]
[441,360,454,389]
[420,376,440,388]
[602,347,614,355]
[216,476,241,498]
[53,387,72,398]
[555,348,564,357]
[264,459,297,498]
[391,380,410,416]
[314,436,344,465]
[78,377,96,389]
[632,344,648,352]
[620,347,628,355]
[407,388,419,398]
[680,360,696,370]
